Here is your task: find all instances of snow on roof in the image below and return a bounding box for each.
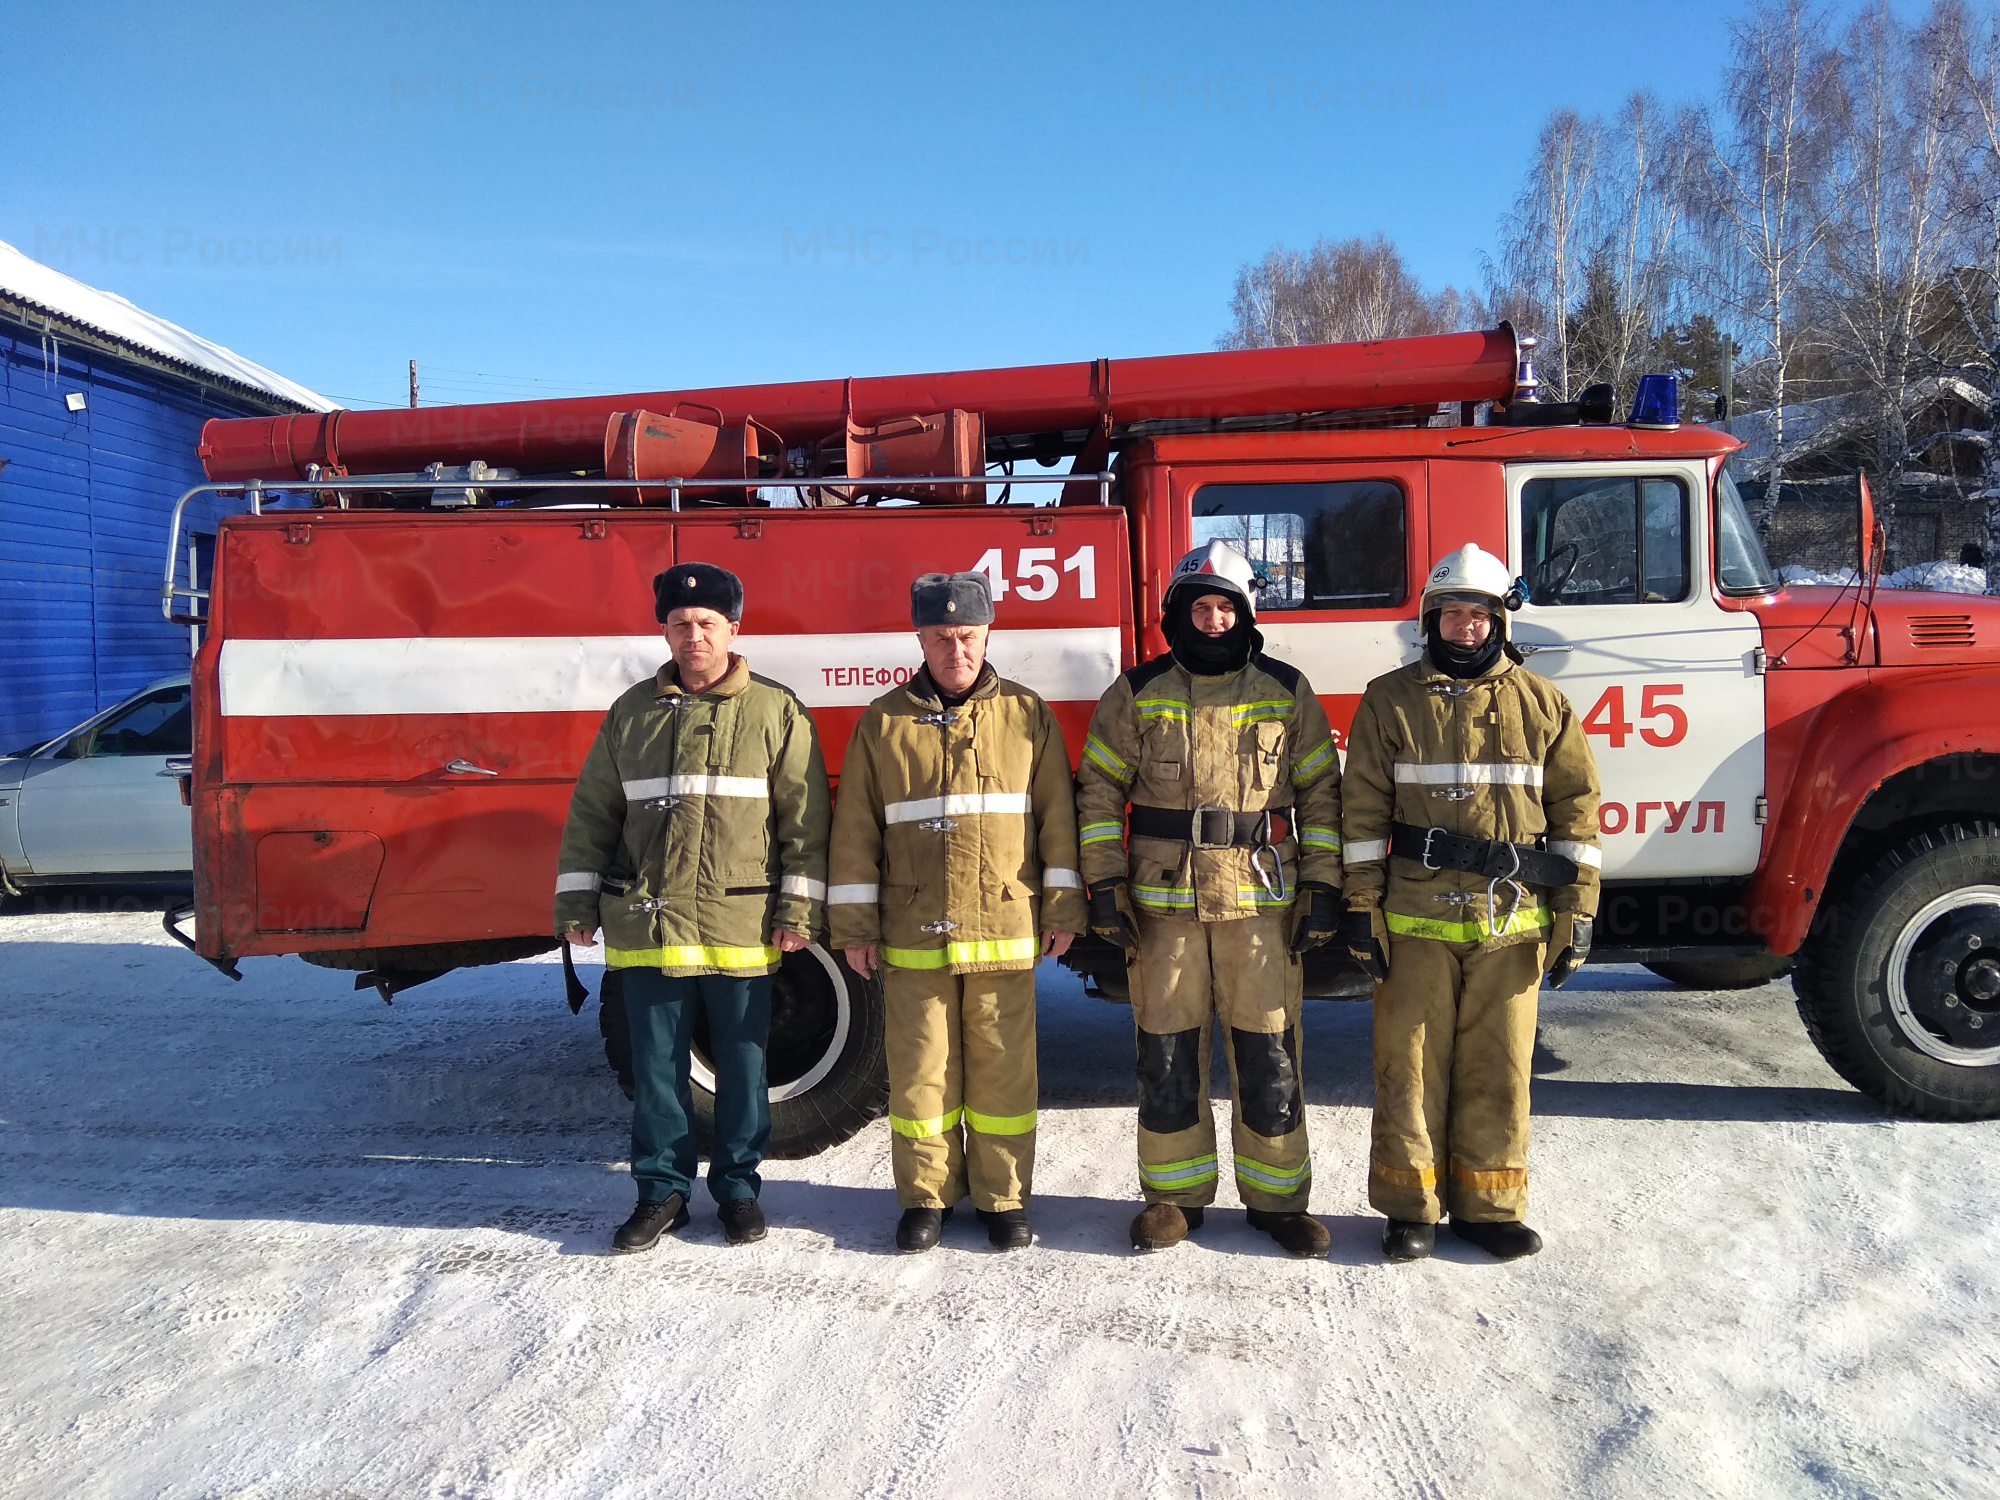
[0,238,334,413]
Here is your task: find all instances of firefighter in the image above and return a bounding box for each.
[829,572,1084,1253]
[555,563,830,1254]
[1077,541,1344,1258]
[1341,543,1600,1263]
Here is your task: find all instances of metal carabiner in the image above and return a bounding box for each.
[1485,841,1526,938]
[1250,841,1284,900]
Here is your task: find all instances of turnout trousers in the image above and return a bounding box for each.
[882,966,1038,1212]
[1369,934,1543,1224]
[624,967,773,1205]
[1131,911,1310,1212]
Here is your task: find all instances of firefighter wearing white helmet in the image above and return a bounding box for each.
[1076,540,1344,1258]
[1340,543,1602,1264]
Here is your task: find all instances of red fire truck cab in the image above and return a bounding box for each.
[164,326,2000,1151]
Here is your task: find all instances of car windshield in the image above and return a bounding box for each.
[1716,467,1779,594]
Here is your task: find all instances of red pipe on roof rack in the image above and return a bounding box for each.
[198,326,1519,481]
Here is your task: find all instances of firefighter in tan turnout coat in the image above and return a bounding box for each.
[1342,544,1600,1263]
[1077,542,1344,1259]
[830,571,1084,1253]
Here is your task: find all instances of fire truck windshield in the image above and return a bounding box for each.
[1715,467,1779,594]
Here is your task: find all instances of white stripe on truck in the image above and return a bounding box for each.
[217,628,1123,717]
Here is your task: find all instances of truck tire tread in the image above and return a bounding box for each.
[1792,821,2000,1121]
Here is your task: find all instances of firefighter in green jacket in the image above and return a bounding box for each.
[556,563,830,1254]
[830,572,1084,1253]
[1342,544,1600,1263]
[1077,542,1344,1259]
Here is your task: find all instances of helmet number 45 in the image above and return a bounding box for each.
[970,546,1097,602]
[1582,683,1688,749]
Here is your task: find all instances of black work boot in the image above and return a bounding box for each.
[896,1206,952,1253]
[1129,1202,1204,1251]
[1382,1219,1436,1262]
[1449,1217,1543,1260]
[1245,1209,1332,1259]
[611,1193,689,1254]
[719,1198,767,1246]
[978,1208,1032,1251]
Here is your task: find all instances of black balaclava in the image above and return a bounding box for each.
[1164,587,1260,676]
[1423,595,1517,679]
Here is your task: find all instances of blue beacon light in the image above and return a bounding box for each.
[1628,374,1680,429]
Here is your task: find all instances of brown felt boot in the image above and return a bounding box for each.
[1129,1202,1204,1251]
[1245,1209,1332,1259]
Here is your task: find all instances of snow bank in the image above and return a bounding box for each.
[0,238,333,411]
[2,908,1995,1497]
[1779,560,1991,593]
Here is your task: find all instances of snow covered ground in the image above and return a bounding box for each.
[3,901,1996,1499]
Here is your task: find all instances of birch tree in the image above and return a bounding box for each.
[1705,0,1845,530]
[1493,110,1602,399]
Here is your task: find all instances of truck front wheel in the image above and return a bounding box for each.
[1792,823,2000,1120]
[598,945,890,1158]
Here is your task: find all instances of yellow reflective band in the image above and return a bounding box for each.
[1081,820,1125,845]
[890,1106,964,1139]
[604,943,779,970]
[1139,1153,1219,1188]
[1299,826,1342,851]
[1230,700,1293,724]
[1370,1161,1438,1190]
[1237,884,1294,908]
[1293,739,1337,782]
[1382,906,1551,943]
[882,937,1041,970]
[1234,1154,1311,1190]
[1450,1162,1528,1190]
[964,1105,1037,1136]
[1084,735,1133,780]
[1133,697,1190,721]
[1133,884,1197,909]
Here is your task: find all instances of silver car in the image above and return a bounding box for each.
[0,675,193,890]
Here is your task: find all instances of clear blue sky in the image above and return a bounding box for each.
[7,1,1808,410]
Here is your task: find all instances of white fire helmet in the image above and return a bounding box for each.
[1165,540,1259,619]
[1419,544,1522,622]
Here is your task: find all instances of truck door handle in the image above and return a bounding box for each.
[159,757,194,778]
[445,758,501,777]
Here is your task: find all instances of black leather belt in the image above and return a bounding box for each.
[1389,822,1578,886]
[1129,804,1292,849]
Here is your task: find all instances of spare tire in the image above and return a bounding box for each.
[1791,823,2000,1120]
[1642,953,1793,990]
[596,944,889,1157]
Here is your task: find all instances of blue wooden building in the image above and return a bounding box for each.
[0,240,330,750]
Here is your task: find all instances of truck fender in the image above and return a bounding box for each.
[1749,667,2000,954]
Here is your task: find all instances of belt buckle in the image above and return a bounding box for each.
[1190,805,1233,849]
[1420,827,1445,870]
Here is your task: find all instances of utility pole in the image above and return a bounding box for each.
[409,359,419,409]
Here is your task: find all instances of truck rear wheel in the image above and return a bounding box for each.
[597,945,890,1158]
[1792,823,2000,1120]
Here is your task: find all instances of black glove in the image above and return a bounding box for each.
[1343,908,1388,983]
[1087,879,1138,955]
[1548,913,1592,989]
[1289,882,1340,954]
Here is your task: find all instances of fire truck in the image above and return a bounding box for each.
[160,325,2000,1151]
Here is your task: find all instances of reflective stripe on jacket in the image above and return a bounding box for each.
[1074,651,1342,921]
[1341,654,1600,949]
[553,654,830,976]
[828,666,1085,974]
